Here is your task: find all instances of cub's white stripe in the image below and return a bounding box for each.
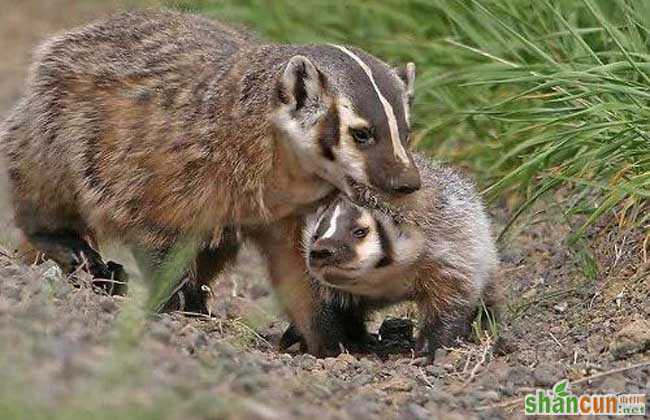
[322,204,341,238]
[330,44,410,165]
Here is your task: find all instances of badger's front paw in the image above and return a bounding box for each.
[417,322,472,361]
[279,323,347,358]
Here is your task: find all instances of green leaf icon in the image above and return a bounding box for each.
[553,380,569,397]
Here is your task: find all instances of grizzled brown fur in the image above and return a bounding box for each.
[4,11,315,246]
[283,154,501,358]
[0,10,421,352]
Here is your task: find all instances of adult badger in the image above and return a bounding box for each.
[0,10,420,354]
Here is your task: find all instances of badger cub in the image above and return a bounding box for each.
[289,154,499,357]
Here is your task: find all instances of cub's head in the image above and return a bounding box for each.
[273,45,420,199]
[303,196,423,297]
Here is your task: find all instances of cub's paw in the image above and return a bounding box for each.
[86,260,128,296]
[160,278,210,315]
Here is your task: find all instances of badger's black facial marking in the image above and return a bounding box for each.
[293,61,309,110]
[374,218,393,268]
[318,105,340,161]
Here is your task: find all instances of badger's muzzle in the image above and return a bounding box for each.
[368,154,421,195]
[308,238,354,269]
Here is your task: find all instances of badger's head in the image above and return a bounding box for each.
[272,45,421,199]
[303,196,424,298]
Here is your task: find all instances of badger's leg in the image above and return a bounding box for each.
[9,163,126,295]
[26,230,127,295]
[415,272,475,358]
[166,232,241,314]
[278,303,348,356]
[278,309,350,356]
[250,216,332,356]
[280,295,372,356]
[132,231,241,314]
[417,304,474,357]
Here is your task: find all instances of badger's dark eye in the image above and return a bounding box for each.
[350,127,374,145]
[352,227,369,239]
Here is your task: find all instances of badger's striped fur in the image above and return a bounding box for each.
[0,10,421,353]
[287,153,500,357]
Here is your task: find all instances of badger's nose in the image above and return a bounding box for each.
[310,248,334,262]
[394,184,418,194]
[392,163,421,195]
[309,240,350,267]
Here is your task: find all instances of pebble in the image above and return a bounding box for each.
[99,296,118,313]
[294,354,317,370]
[434,348,448,360]
[149,322,172,343]
[609,318,650,359]
[337,352,357,365]
[532,362,559,386]
[400,403,431,420]
[553,302,568,313]
[379,376,414,392]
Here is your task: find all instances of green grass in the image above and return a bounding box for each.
[170,0,650,239]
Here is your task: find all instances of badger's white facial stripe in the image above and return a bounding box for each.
[354,211,384,267]
[330,44,410,166]
[321,204,342,239]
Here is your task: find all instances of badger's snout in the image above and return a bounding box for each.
[308,238,354,268]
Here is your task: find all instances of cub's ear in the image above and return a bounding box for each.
[278,55,327,111]
[397,62,416,103]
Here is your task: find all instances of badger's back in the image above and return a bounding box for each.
[412,154,498,297]
[1,10,269,245]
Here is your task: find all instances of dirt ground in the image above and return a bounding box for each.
[0,2,648,419]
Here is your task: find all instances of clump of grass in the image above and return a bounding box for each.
[170,0,650,239]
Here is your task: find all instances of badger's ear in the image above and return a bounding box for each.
[397,62,416,103]
[278,55,327,111]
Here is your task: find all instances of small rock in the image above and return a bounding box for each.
[379,376,414,392]
[43,265,63,282]
[505,366,534,387]
[149,322,172,343]
[279,353,293,363]
[294,354,317,370]
[352,373,373,386]
[99,297,118,313]
[321,357,338,370]
[474,390,500,403]
[553,302,568,313]
[191,330,208,349]
[434,348,448,360]
[532,362,559,387]
[337,352,357,365]
[400,403,431,420]
[425,364,444,377]
[609,318,650,359]
[522,288,537,299]
[587,335,606,355]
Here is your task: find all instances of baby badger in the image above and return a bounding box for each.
[0,10,421,350]
[283,154,499,357]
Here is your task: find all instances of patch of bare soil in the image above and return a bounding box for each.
[0,196,648,419]
[0,0,156,245]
